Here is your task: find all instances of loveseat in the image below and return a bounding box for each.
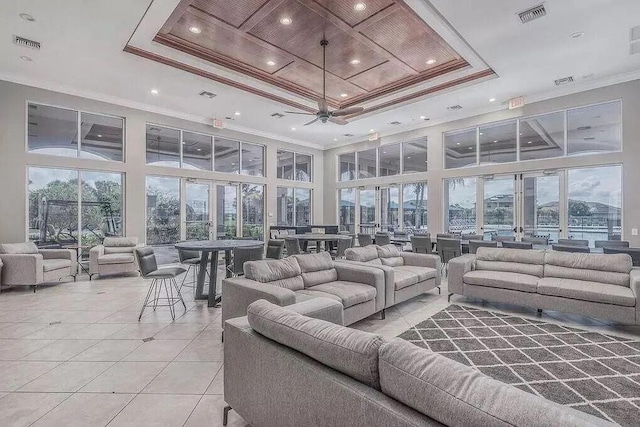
[343,244,441,312]
[222,252,385,326]
[449,247,639,323]
[89,237,142,279]
[0,242,76,291]
[223,299,611,427]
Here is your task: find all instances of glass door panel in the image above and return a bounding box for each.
[216,184,238,239]
[338,189,356,232]
[358,188,377,234]
[185,182,212,240]
[241,184,264,239]
[521,175,560,242]
[483,177,515,239]
[380,187,399,232]
[444,178,477,234]
[402,183,427,233]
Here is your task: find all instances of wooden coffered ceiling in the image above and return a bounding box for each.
[150,0,484,111]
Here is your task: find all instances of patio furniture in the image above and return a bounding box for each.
[135,246,186,320]
[89,237,142,280]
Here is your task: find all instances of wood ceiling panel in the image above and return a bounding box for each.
[312,0,394,26]
[347,61,412,91]
[275,61,366,102]
[170,13,292,74]
[360,7,460,73]
[191,0,270,28]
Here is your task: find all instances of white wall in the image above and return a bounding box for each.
[323,79,640,246]
[0,80,324,243]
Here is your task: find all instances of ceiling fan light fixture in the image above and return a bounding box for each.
[354,3,367,11]
[280,17,292,25]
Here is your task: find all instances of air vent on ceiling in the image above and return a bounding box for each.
[271,113,285,118]
[389,121,401,125]
[13,35,41,50]
[584,137,596,140]
[554,76,574,86]
[447,105,463,111]
[198,90,216,98]
[343,133,354,137]
[518,4,546,24]
[577,126,591,131]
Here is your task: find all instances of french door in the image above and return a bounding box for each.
[346,186,400,233]
[181,180,241,241]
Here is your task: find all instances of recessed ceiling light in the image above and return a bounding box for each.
[456,142,461,146]
[234,111,241,116]
[291,127,296,131]
[426,59,436,65]
[333,138,338,141]
[354,3,367,11]
[197,148,202,151]
[20,55,32,62]
[569,31,584,39]
[150,88,159,95]
[489,98,496,102]
[19,13,35,22]
[407,156,411,159]
[419,115,426,120]
[493,140,498,143]
[189,26,201,34]
[383,151,387,154]
[479,132,483,136]
[266,60,276,66]
[350,59,361,65]
[369,129,374,132]
[340,93,348,98]
[97,134,102,138]
[469,147,473,150]
[280,17,292,25]
[527,141,533,144]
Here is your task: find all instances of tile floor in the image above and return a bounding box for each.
[1,270,639,426]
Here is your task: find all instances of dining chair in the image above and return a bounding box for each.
[557,238,589,247]
[436,233,454,239]
[468,240,498,254]
[603,247,640,266]
[177,243,204,294]
[594,240,630,249]
[284,237,302,256]
[410,235,432,254]
[522,236,549,245]
[552,244,590,253]
[228,245,264,277]
[331,237,353,259]
[357,234,373,247]
[492,235,516,242]
[464,234,484,242]
[437,238,462,276]
[265,239,285,259]
[375,232,391,245]
[501,241,534,250]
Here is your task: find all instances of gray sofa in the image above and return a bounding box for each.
[222,252,385,326]
[0,242,76,291]
[89,237,142,279]
[223,299,611,427]
[449,247,639,323]
[343,244,441,311]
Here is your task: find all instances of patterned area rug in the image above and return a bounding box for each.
[397,304,640,426]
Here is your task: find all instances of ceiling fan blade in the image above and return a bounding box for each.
[318,99,328,113]
[284,111,317,115]
[303,118,319,126]
[329,117,348,125]
[332,106,364,117]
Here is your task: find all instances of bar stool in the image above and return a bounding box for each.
[177,245,206,294]
[135,246,187,321]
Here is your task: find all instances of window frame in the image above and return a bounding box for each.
[276,186,313,226]
[277,149,313,182]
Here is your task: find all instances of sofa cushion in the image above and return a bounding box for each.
[394,269,419,290]
[294,289,342,304]
[345,245,379,263]
[42,259,71,272]
[103,237,138,247]
[309,281,376,308]
[464,270,539,293]
[294,253,338,288]
[475,247,545,277]
[544,251,632,287]
[379,338,605,427]
[394,265,437,282]
[243,257,304,291]
[104,246,136,255]
[97,253,135,265]
[377,244,404,267]
[537,278,636,307]
[0,242,39,254]
[247,300,385,390]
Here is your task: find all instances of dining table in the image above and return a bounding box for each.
[174,239,264,307]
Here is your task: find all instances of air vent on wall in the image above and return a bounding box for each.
[389,121,401,125]
[198,90,216,98]
[13,35,40,50]
[554,76,574,86]
[271,113,285,118]
[447,105,463,111]
[518,4,546,24]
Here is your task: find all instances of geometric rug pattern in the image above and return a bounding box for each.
[397,305,640,426]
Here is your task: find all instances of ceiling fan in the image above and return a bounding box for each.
[285,39,364,126]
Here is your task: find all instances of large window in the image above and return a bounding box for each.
[338,188,356,232]
[216,184,238,239]
[444,177,477,234]
[28,167,124,248]
[146,125,181,167]
[380,187,399,231]
[277,187,311,226]
[28,103,124,161]
[403,183,427,232]
[214,138,240,174]
[339,152,356,181]
[145,176,180,245]
[444,100,621,169]
[402,139,428,173]
[241,142,265,177]
[357,148,377,179]
[182,131,213,171]
[379,144,400,176]
[242,184,264,239]
[567,165,622,245]
[277,150,312,182]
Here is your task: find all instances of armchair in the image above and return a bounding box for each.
[89,237,142,279]
[0,242,76,292]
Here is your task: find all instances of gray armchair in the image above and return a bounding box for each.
[89,237,142,279]
[0,242,76,292]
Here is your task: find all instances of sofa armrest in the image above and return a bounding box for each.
[89,245,105,274]
[337,260,394,310]
[221,277,297,324]
[447,254,475,296]
[401,252,441,287]
[0,254,44,285]
[334,263,386,312]
[283,298,344,325]
[630,269,640,322]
